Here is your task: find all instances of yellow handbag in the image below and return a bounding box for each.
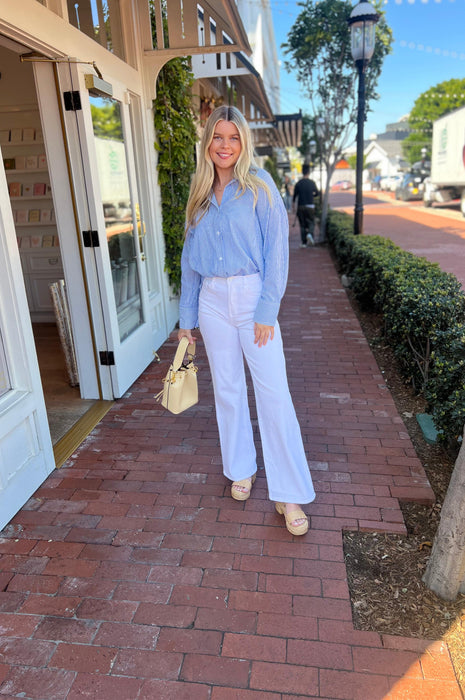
[155,337,198,414]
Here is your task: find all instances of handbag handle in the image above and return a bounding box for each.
[172,337,196,371]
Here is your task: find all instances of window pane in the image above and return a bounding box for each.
[90,96,143,342]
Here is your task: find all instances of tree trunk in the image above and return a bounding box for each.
[423,424,465,600]
[319,163,336,243]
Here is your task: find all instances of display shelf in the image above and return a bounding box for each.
[15,222,56,228]
[1,140,44,147]
[2,104,59,321]
[19,245,61,253]
[5,168,48,175]
[10,195,52,201]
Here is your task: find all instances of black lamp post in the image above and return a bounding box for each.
[348,0,379,235]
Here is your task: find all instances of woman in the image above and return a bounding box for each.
[178,106,315,535]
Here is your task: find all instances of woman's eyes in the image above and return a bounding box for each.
[213,135,240,142]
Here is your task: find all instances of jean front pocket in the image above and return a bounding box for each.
[229,275,262,327]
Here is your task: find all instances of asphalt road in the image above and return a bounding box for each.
[330,191,465,290]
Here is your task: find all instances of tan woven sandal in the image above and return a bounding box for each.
[231,473,257,501]
[275,502,309,536]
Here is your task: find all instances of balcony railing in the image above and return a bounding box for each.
[67,0,125,59]
[139,0,250,58]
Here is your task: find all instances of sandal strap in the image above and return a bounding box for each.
[232,478,252,489]
[285,509,307,521]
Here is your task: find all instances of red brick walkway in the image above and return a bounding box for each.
[0,220,462,699]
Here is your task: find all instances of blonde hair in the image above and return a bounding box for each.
[185,105,271,231]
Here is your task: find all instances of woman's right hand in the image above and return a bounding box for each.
[178,328,196,344]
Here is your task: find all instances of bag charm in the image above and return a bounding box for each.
[155,337,198,414]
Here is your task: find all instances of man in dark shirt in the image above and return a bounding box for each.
[292,164,319,247]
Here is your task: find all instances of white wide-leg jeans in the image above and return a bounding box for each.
[198,273,316,505]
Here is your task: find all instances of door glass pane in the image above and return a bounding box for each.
[90,96,143,342]
[0,327,11,398]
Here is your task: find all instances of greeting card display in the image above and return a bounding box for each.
[33,183,47,196]
[22,128,35,141]
[28,209,41,223]
[8,182,22,197]
[26,155,38,170]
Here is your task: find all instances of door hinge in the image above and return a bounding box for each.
[99,351,115,366]
[82,230,100,247]
[63,90,82,111]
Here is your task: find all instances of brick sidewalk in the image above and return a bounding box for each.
[0,219,462,699]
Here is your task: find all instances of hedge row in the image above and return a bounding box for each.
[326,210,465,444]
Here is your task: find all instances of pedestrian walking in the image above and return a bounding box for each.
[293,163,319,247]
[178,105,315,535]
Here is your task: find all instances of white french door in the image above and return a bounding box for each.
[56,64,157,398]
[0,153,54,530]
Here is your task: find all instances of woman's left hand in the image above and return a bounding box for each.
[254,323,274,347]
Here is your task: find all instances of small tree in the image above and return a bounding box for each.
[346,153,367,172]
[423,423,465,600]
[283,0,392,240]
[403,78,465,165]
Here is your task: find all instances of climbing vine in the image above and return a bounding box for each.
[154,58,197,293]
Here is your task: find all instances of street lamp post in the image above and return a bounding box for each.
[348,0,379,235]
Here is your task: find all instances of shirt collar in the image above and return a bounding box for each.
[210,178,238,207]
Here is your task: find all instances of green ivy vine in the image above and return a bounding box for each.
[154,58,197,294]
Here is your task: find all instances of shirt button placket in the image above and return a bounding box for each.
[217,230,223,267]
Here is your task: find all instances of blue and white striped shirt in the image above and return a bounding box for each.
[179,168,289,329]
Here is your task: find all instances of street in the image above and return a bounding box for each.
[330,191,465,290]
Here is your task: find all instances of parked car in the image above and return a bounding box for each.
[384,175,402,192]
[395,173,424,201]
[331,179,352,191]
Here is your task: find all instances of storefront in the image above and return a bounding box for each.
[0,0,250,529]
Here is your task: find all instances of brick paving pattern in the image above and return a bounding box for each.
[0,220,461,699]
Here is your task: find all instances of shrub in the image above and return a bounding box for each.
[327,210,465,443]
[425,325,465,444]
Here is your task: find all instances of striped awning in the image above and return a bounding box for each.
[274,112,303,149]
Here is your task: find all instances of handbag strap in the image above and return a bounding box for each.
[172,337,196,371]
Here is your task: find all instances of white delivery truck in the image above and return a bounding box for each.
[423,104,465,214]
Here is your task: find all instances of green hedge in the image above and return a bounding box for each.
[327,210,465,444]
[154,58,197,294]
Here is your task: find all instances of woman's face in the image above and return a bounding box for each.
[208,120,242,178]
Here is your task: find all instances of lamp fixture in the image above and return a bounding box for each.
[348,0,379,65]
[347,0,379,235]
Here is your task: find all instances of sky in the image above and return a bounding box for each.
[270,0,465,142]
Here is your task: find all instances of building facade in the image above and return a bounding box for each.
[0,0,252,528]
